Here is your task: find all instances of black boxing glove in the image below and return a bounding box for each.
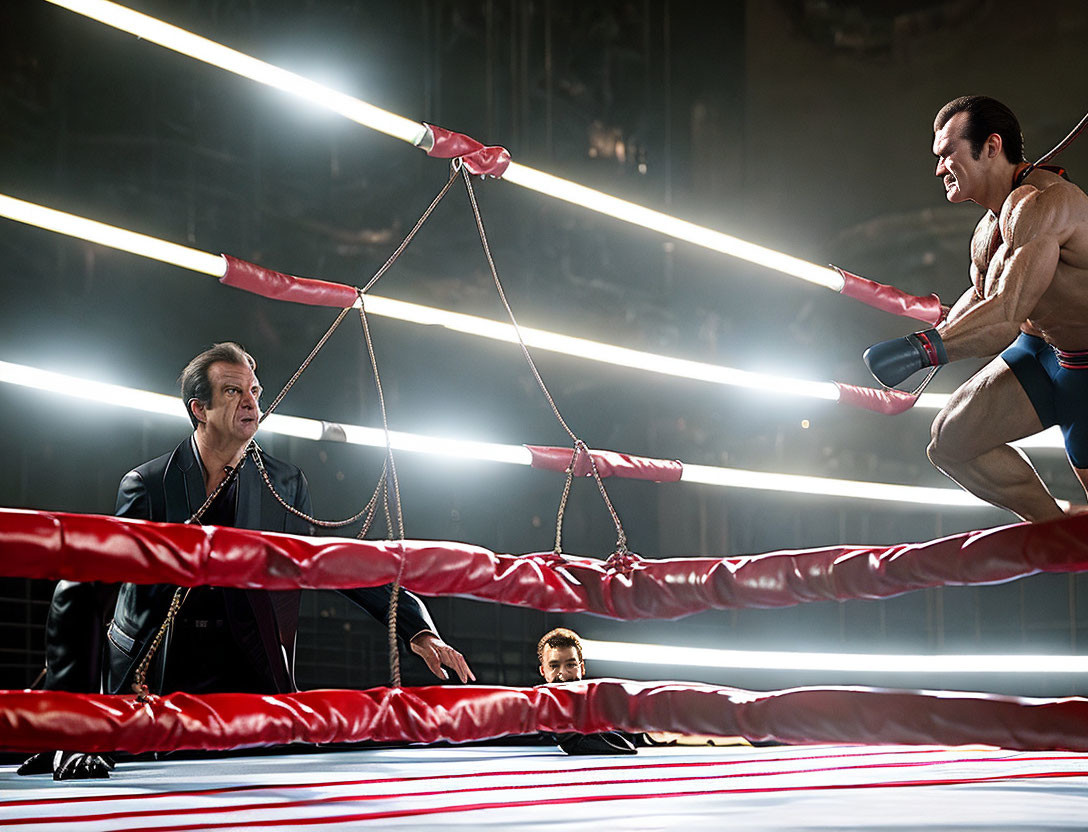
[863,328,948,388]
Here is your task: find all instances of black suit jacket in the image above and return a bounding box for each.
[47,437,436,695]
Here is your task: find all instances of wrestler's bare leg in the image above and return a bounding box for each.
[928,356,1062,521]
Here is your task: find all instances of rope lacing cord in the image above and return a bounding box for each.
[357,294,406,540]
[358,291,409,687]
[458,164,629,558]
[252,296,409,686]
[253,445,389,533]
[359,166,460,295]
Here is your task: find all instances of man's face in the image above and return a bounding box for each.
[193,361,262,444]
[539,644,585,683]
[932,111,991,205]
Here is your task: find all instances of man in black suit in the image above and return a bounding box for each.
[536,627,636,755]
[23,342,473,779]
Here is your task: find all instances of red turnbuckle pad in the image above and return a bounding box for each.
[833,265,943,324]
[835,382,919,415]
[220,255,359,308]
[526,445,684,482]
[420,123,512,178]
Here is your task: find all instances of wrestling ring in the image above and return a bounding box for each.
[7,2,1088,829]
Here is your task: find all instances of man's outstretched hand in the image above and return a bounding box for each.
[410,632,476,683]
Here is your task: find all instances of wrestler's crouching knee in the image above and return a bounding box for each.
[926,417,962,473]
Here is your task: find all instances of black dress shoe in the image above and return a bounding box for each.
[557,731,638,755]
[16,752,54,776]
[53,751,116,781]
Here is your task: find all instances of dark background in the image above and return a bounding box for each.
[2,0,1088,696]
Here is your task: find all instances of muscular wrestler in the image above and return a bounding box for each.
[865,96,1088,520]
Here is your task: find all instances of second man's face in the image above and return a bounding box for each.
[540,645,585,683]
[197,360,263,444]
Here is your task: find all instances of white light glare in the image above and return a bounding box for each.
[582,639,1088,675]
[362,295,840,400]
[0,360,190,421]
[46,0,843,291]
[681,464,986,507]
[0,194,224,276]
[44,0,427,146]
[338,424,533,466]
[503,164,843,290]
[0,359,982,507]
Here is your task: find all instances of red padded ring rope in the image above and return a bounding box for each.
[4,681,1088,755]
[5,508,1088,617]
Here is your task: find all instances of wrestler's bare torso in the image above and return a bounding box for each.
[965,168,1088,351]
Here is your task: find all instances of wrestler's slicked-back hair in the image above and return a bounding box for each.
[179,342,257,428]
[934,96,1025,163]
[537,627,583,665]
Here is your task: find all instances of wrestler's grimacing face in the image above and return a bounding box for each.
[933,111,986,205]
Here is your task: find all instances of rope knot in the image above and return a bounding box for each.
[604,549,643,576]
[418,123,511,178]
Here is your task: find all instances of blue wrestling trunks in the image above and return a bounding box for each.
[1001,332,1088,467]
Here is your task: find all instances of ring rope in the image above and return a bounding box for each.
[7,681,1088,754]
[10,509,1088,617]
[1021,108,1088,180]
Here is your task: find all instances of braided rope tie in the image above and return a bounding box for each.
[387,548,407,688]
[252,445,388,533]
[131,586,188,702]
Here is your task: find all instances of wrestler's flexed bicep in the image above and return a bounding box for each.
[938,190,1063,360]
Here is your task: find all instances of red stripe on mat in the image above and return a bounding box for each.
[7,754,1085,828]
[108,769,1088,832]
[0,746,944,809]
